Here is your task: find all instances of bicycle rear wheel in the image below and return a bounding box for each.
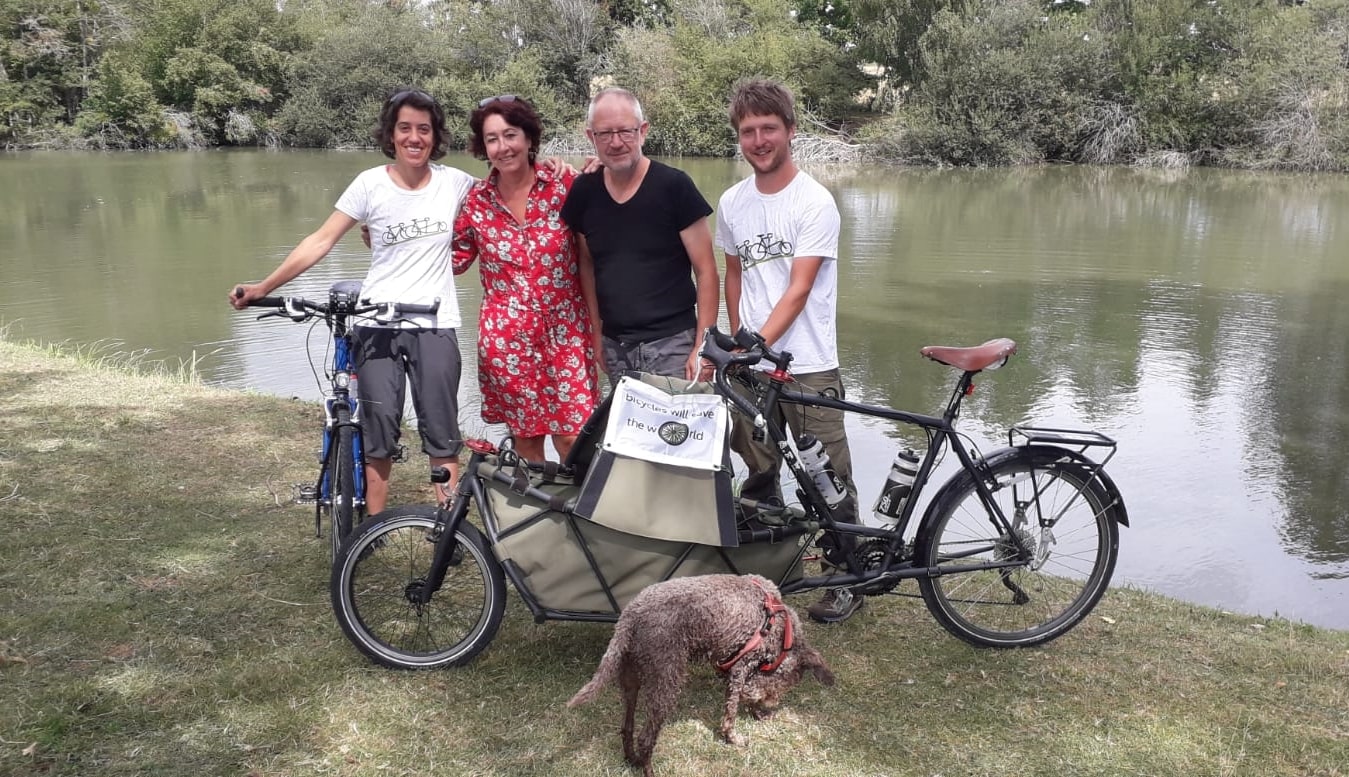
[327,421,358,563]
[917,448,1121,648]
[330,506,506,669]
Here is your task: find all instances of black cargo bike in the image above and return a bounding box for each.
[329,326,1128,669]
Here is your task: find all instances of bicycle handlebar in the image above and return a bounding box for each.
[700,326,794,372]
[234,287,440,324]
[700,326,796,427]
[393,300,440,316]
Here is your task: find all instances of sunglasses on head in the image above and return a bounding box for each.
[478,94,518,108]
[389,89,432,104]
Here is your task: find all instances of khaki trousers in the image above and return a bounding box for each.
[729,368,858,565]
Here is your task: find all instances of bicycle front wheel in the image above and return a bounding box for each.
[330,506,506,669]
[328,423,358,563]
[917,449,1121,648]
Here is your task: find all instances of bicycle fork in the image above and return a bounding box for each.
[416,454,481,605]
[304,396,366,537]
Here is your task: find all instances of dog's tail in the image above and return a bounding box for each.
[566,626,629,708]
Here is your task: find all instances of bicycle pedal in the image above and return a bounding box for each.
[293,484,318,505]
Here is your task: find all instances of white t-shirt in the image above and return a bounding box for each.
[715,170,841,373]
[335,163,475,329]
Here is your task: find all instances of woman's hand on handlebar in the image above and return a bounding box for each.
[230,284,266,310]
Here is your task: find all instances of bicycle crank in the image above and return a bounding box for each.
[851,539,905,595]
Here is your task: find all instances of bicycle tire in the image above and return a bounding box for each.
[916,448,1121,648]
[328,418,358,564]
[330,506,506,669]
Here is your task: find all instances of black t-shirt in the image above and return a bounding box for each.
[560,160,713,343]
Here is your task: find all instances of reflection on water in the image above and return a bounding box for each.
[2,151,1346,629]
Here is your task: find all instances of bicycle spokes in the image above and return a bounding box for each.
[919,450,1120,647]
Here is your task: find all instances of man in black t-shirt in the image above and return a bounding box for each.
[560,87,719,385]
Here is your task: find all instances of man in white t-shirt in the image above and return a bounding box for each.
[715,78,861,624]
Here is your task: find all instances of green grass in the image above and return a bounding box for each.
[1,339,1347,777]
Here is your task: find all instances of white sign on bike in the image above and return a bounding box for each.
[602,377,729,471]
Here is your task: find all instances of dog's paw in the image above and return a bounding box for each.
[721,730,748,747]
[750,706,776,721]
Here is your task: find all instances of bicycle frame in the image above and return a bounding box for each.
[414,358,1120,605]
[331,325,1129,667]
[726,349,1122,598]
[735,370,978,588]
[243,283,442,571]
[314,306,366,534]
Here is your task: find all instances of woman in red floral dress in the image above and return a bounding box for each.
[452,96,598,462]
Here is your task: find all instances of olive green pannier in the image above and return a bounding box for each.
[478,374,812,616]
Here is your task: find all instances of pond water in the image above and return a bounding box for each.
[2,150,1346,629]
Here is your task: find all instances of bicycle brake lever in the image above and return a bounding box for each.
[734,327,765,351]
[282,298,308,322]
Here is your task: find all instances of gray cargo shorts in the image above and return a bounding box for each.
[600,327,696,385]
[352,326,464,460]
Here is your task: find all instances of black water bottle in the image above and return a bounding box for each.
[873,448,919,525]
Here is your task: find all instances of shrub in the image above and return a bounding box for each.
[606,0,874,156]
[274,6,452,148]
[75,51,170,148]
[898,2,1111,165]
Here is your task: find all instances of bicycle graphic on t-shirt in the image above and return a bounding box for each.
[737,233,794,269]
[382,218,449,245]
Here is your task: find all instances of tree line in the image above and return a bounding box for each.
[3,0,1346,169]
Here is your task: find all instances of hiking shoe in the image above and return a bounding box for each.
[807,587,864,624]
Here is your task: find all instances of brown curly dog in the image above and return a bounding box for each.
[567,574,835,776]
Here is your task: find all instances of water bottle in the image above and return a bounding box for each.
[797,434,846,507]
[873,448,920,525]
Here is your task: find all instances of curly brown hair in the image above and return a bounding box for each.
[467,95,542,162]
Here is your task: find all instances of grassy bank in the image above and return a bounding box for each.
[1,339,1346,777]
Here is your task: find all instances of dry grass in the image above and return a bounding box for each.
[1250,80,1347,172]
[1078,101,1142,165]
[1,338,1347,777]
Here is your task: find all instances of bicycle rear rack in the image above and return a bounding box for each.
[1008,424,1117,471]
[1008,425,1115,449]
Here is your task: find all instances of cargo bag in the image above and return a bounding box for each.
[479,374,806,615]
[572,374,737,547]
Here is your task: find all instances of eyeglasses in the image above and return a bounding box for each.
[478,94,518,108]
[592,126,642,143]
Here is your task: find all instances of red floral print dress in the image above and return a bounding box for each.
[452,166,598,438]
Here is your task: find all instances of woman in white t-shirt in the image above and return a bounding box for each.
[230,89,473,513]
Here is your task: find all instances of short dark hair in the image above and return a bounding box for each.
[467,96,543,161]
[728,78,796,131]
[373,89,449,161]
